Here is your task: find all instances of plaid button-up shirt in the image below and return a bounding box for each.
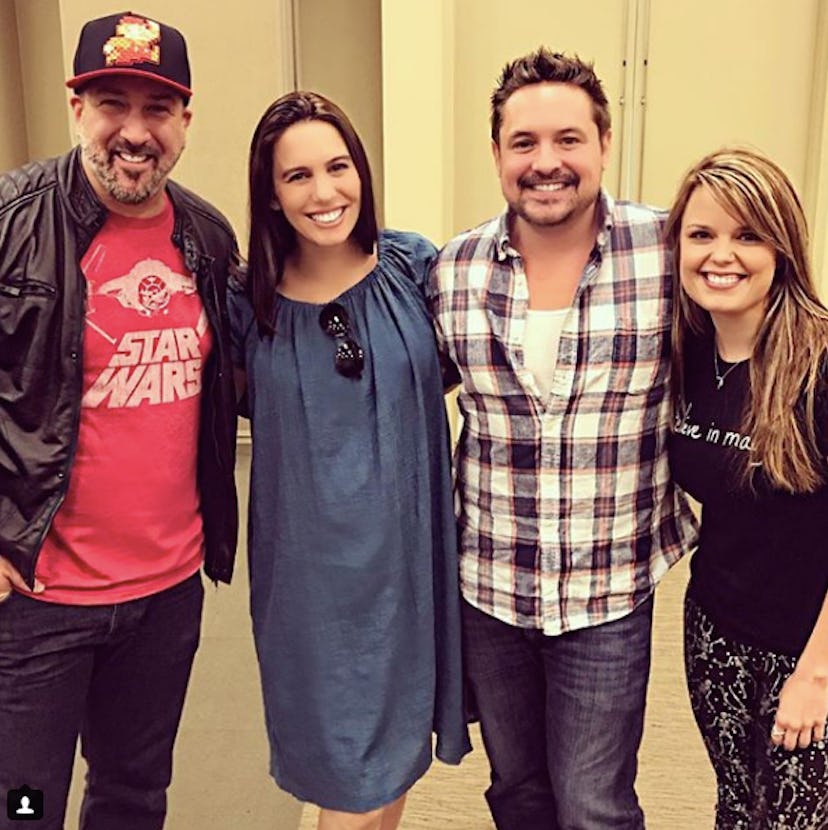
[428,192,698,634]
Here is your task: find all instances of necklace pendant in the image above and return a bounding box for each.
[716,376,724,389]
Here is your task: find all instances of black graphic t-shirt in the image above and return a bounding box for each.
[669,334,828,655]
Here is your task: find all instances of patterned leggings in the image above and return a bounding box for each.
[685,594,828,829]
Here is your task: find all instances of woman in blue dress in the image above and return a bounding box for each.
[228,91,470,830]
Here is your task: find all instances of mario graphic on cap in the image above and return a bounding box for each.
[103,15,161,68]
[66,10,192,99]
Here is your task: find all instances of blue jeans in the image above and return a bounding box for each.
[0,572,203,830]
[462,596,653,830]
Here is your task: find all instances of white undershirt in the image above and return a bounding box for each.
[523,308,569,399]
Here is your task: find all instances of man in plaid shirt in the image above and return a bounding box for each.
[428,49,697,829]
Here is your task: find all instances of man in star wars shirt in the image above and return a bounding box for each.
[0,12,238,830]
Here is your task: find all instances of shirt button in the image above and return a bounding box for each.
[57,471,65,480]
[70,351,78,360]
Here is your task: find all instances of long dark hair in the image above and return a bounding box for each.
[246,91,378,335]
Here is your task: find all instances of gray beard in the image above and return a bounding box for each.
[80,140,181,205]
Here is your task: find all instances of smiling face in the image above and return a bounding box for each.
[679,185,777,335]
[492,81,610,233]
[73,77,190,217]
[271,119,362,253]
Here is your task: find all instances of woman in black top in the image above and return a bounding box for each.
[666,148,828,828]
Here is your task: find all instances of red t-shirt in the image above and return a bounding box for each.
[28,196,212,604]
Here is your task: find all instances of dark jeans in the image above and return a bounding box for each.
[462,596,653,830]
[0,572,203,830]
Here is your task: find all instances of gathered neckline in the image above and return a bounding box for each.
[275,235,398,310]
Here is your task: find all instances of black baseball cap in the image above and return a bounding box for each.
[66,11,192,99]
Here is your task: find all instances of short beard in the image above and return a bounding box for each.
[508,197,579,229]
[80,138,181,205]
[510,173,578,227]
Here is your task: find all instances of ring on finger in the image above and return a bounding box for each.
[771,726,786,738]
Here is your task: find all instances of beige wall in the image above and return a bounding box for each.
[381,0,455,244]
[641,0,818,207]
[17,0,69,161]
[0,0,28,172]
[296,0,384,222]
[804,1,828,290]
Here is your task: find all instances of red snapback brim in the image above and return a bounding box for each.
[66,68,192,98]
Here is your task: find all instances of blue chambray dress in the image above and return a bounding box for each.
[228,230,470,811]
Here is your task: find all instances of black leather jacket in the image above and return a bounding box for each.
[0,147,238,588]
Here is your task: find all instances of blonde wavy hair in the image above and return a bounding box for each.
[665,147,828,493]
